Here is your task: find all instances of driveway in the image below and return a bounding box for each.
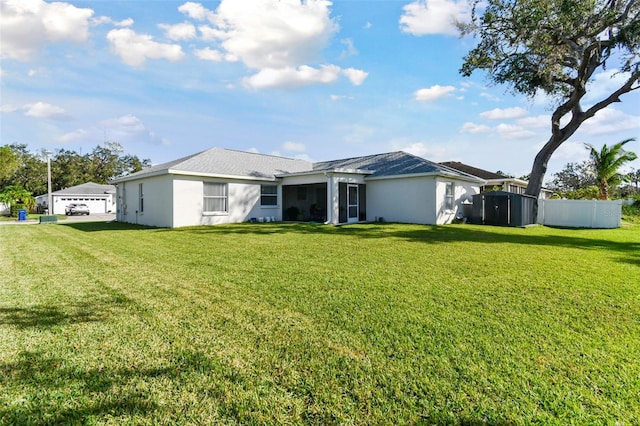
[62,213,116,223]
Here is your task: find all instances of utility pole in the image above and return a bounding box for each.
[44,150,52,214]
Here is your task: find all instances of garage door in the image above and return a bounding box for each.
[58,197,108,214]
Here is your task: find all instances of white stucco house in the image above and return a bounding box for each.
[35,182,116,215]
[111,148,485,228]
[441,161,552,198]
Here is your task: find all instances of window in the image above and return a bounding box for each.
[261,185,278,206]
[445,182,454,211]
[203,182,228,213]
[138,183,144,213]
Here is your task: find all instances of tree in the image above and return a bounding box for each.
[0,146,19,184]
[548,160,597,193]
[1,143,151,194]
[0,185,36,215]
[586,138,638,199]
[460,0,640,198]
[627,168,640,191]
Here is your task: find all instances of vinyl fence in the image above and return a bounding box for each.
[537,199,622,228]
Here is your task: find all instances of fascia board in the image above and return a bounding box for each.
[365,172,486,184]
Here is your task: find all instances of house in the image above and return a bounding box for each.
[440,161,552,198]
[111,148,485,228]
[35,182,116,215]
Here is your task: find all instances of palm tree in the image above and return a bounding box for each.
[0,185,36,216]
[585,138,638,200]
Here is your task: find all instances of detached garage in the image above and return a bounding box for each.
[36,182,116,215]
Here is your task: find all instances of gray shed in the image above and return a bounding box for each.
[471,191,537,227]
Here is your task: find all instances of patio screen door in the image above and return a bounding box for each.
[347,184,359,223]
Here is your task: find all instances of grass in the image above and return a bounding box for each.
[1,221,639,425]
[0,213,67,222]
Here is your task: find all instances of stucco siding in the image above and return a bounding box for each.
[366,176,438,224]
[173,177,282,228]
[435,178,479,225]
[117,174,174,227]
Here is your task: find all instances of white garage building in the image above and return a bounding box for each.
[36,182,116,215]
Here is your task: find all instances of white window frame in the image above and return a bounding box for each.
[444,182,454,211]
[260,184,278,207]
[138,183,144,213]
[203,182,228,214]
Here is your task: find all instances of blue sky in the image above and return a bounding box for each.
[2,0,639,180]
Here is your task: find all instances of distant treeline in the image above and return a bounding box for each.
[0,142,151,196]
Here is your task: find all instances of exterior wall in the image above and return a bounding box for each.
[117,174,174,227]
[435,178,480,225]
[326,173,368,224]
[366,176,438,224]
[172,176,282,228]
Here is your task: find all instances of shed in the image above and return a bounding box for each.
[472,191,537,227]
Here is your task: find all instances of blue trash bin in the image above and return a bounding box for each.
[18,209,27,221]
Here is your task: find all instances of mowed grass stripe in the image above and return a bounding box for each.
[1,222,638,424]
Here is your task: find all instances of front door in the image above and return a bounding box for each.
[347,184,359,223]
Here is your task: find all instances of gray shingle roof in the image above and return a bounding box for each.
[53,182,115,195]
[114,148,313,182]
[439,161,507,180]
[314,151,482,180]
[113,149,483,183]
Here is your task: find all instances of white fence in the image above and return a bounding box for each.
[537,199,622,228]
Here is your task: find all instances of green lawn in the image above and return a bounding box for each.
[1,222,639,425]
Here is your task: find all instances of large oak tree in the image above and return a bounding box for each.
[459,0,639,198]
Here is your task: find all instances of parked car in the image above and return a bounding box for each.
[65,203,90,216]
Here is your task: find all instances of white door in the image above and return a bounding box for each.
[347,184,359,223]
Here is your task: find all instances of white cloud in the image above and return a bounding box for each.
[100,114,146,132]
[496,123,536,139]
[340,38,358,58]
[1,104,19,113]
[396,141,449,161]
[330,94,353,101]
[516,115,550,129]
[282,141,306,152]
[585,69,635,103]
[578,107,640,136]
[178,2,217,22]
[479,92,501,102]
[115,18,134,27]
[243,65,341,89]
[106,28,185,67]
[399,0,470,36]
[92,16,134,27]
[342,68,368,86]
[159,22,196,41]
[185,0,337,70]
[58,128,88,143]
[179,0,362,89]
[23,102,72,121]
[60,114,169,145]
[0,0,94,61]
[344,124,375,143]
[195,47,223,61]
[460,122,491,134]
[414,85,456,102]
[480,107,528,120]
[551,140,591,162]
